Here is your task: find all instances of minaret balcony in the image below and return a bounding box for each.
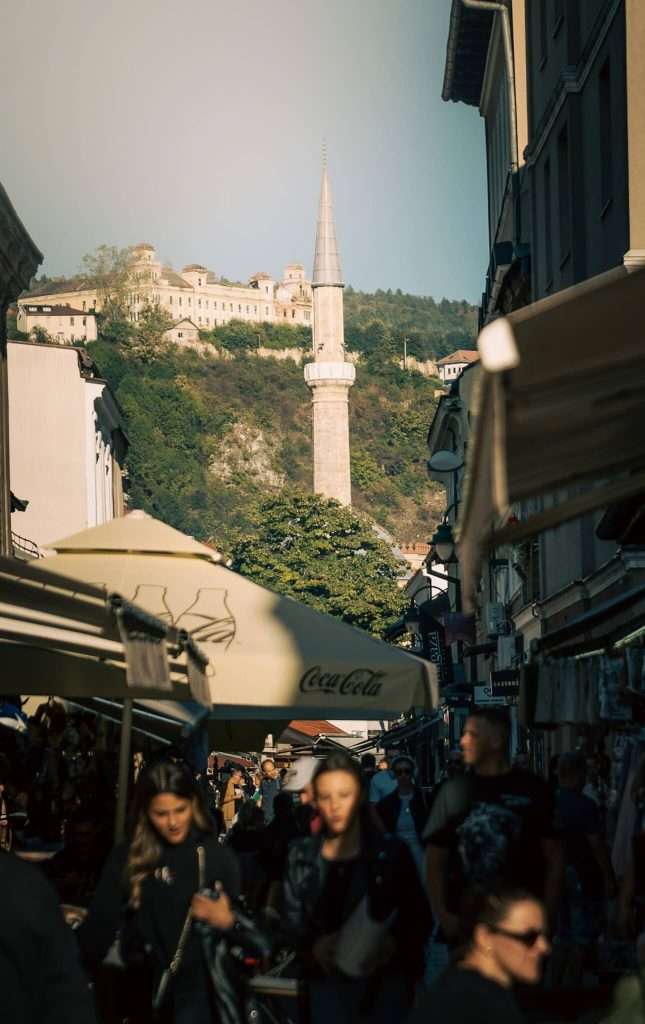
[304,361,356,385]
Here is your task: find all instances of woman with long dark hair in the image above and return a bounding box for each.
[283,751,430,1023]
[407,886,551,1024]
[79,760,240,1023]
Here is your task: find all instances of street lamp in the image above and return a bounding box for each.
[403,602,422,638]
[431,521,456,563]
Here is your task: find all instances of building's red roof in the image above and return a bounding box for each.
[287,720,348,737]
[437,349,479,366]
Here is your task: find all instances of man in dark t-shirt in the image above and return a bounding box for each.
[424,708,563,940]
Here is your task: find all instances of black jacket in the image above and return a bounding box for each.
[79,828,240,1003]
[283,829,430,980]
[376,786,431,842]
[0,849,96,1024]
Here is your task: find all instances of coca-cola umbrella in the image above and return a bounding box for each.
[43,511,438,721]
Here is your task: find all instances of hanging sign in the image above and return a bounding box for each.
[474,684,507,707]
[490,669,520,698]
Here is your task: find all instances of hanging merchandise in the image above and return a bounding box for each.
[534,660,557,725]
[626,646,643,692]
[599,654,631,722]
[579,656,600,725]
[559,658,578,722]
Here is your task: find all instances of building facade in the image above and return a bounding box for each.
[0,182,42,555]
[8,340,127,555]
[17,303,97,344]
[434,0,645,762]
[25,244,313,330]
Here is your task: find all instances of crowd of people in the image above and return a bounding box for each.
[1,699,644,1024]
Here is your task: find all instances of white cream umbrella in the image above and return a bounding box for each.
[44,511,438,722]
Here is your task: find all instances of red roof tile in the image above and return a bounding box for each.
[287,720,348,737]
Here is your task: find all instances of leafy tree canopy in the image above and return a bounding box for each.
[231,490,406,637]
[79,244,134,320]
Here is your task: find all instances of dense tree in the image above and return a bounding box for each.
[79,244,134,321]
[231,490,406,637]
[30,324,51,344]
[125,303,174,364]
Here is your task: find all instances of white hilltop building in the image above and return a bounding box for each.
[22,245,313,330]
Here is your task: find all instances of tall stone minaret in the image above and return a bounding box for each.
[304,160,355,505]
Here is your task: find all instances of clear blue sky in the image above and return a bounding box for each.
[1,0,488,302]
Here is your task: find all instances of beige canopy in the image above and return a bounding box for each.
[0,554,204,701]
[44,511,438,720]
[459,266,645,611]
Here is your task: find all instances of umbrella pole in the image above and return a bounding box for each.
[114,698,133,844]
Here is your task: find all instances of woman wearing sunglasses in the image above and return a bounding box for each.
[408,885,550,1024]
[374,754,431,882]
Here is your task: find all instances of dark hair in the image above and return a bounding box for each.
[313,750,361,786]
[361,753,376,770]
[468,707,511,748]
[391,754,415,773]
[126,760,212,907]
[455,885,540,958]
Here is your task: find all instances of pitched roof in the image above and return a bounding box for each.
[170,318,199,329]
[437,349,479,366]
[21,303,92,317]
[287,720,348,737]
[161,267,191,289]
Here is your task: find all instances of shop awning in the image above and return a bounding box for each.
[64,697,281,754]
[0,555,208,702]
[459,266,645,611]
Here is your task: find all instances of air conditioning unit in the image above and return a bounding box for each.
[485,602,506,636]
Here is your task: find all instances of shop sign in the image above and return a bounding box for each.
[490,669,520,697]
[424,618,453,689]
[473,684,507,707]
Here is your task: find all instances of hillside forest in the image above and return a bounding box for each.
[12,264,477,602]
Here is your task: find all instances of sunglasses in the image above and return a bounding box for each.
[489,926,547,948]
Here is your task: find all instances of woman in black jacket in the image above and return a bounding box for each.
[284,751,430,1024]
[79,760,241,1024]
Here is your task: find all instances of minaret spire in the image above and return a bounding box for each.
[304,156,355,505]
[313,161,343,288]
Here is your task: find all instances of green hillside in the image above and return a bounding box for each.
[15,269,477,551]
[343,286,477,362]
[88,330,448,551]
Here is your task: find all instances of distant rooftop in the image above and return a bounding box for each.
[21,303,92,317]
[288,720,348,737]
[437,349,479,366]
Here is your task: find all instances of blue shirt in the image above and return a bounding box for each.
[368,769,397,803]
[260,776,281,823]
